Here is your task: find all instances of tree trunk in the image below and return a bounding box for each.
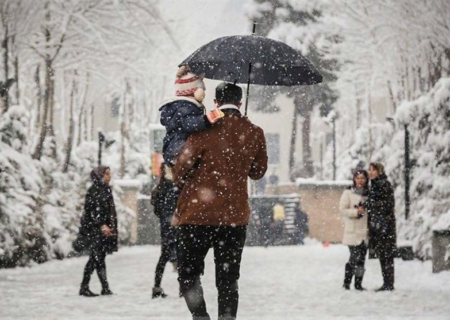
[367,89,373,163]
[63,80,75,173]
[2,24,9,112]
[76,74,89,146]
[32,59,52,160]
[89,103,94,141]
[11,34,19,104]
[47,76,55,137]
[301,104,314,178]
[119,119,126,178]
[445,48,450,76]
[13,55,19,103]
[84,103,89,141]
[289,100,299,181]
[34,65,42,132]
[387,81,397,113]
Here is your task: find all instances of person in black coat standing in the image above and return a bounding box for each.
[151,163,179,298]
[367,162,397,291]
[76,166,118,297]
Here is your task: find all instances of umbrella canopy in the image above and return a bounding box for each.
[180,35,323,87]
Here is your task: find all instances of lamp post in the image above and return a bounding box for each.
[98,131,104,166]
[386,117,410,220]
[98,131,115,166]
[404,124,410,220]
[332,117,336,180]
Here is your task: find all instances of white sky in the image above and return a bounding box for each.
[158,0,251,105]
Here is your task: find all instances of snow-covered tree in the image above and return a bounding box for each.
[0,106,44,267]
[315,0,450,257]
[0,0,177,267]
[245,0,338,179]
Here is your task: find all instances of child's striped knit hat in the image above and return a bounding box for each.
[175,66,205,98]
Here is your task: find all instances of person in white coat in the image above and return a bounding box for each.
[339,169,369,291]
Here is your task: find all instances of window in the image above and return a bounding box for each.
[265,133,280,165]
[111,97,120,118]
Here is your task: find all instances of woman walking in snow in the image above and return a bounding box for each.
[151,163,179,298]
[75,166,118,297]
[367,162,397,291]
[339,169,369,291]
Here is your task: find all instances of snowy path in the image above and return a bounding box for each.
[1,244,450,320]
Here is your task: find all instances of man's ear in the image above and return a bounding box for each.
[237,102,243,109]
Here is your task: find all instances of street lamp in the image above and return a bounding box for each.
[404,123,410,220]
[332,117,336,180]
[386,117,410,220]
[98,131,115,166]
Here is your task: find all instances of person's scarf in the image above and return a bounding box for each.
[352,186,369,197]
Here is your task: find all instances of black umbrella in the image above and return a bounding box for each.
[179,32,323,114]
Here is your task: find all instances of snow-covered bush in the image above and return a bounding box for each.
[0,106,44,267]
[396,78,450,258]
[0,122,137,267]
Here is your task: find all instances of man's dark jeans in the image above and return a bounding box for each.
[177,225,247,320]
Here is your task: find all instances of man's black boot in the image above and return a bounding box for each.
[354,266,366,291]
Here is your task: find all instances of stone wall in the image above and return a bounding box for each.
[115,180,141,245]
[267,181,351,243]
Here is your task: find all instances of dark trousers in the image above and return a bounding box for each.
[348,241,367,271]
[81,251,109,289]
[177,225,247,320]
[154,240,177,287]
[344,241,367,288]
[379,254,395,288]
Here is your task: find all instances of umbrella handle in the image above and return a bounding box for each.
[245,62,252,116]
[244,22,256,116]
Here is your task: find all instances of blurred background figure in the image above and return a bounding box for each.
[293,202,309,245]
[255,175,267,195]
[151,163,179,298]
[269,202,286,246]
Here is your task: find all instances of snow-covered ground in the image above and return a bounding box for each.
[1,243,449,320]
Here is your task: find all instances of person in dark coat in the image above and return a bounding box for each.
[367,162,397,291]
[76,166,118,297]
[253,202,272,246]
[150,163,179,298]
[159,66,224,166]
[293,202,309,245]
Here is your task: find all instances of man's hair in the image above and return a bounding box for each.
[369,162,385,174]
[215,82,243,105]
